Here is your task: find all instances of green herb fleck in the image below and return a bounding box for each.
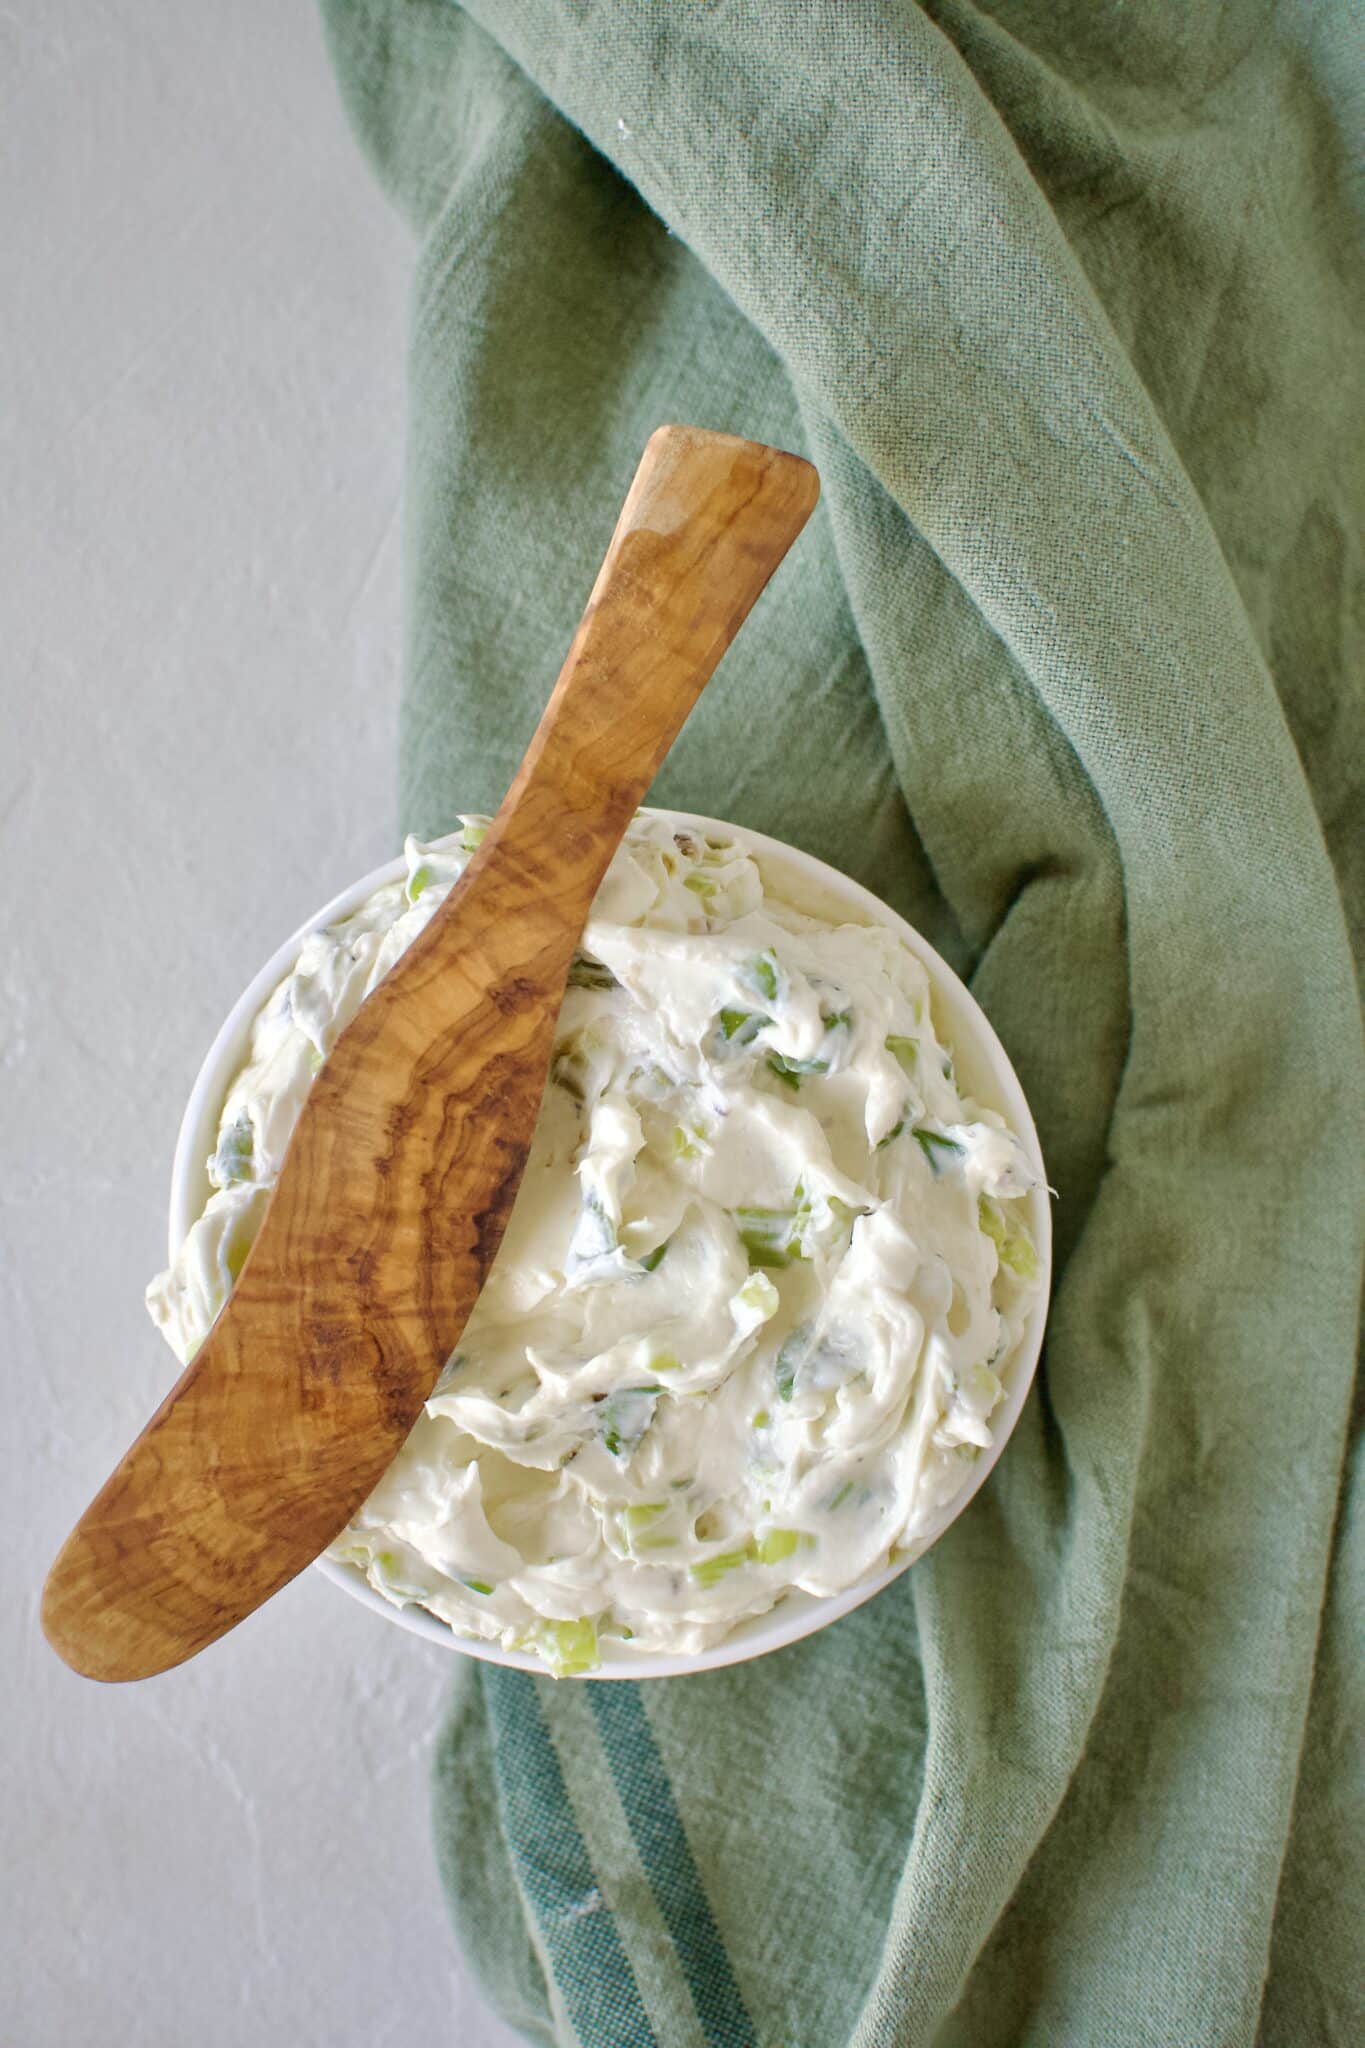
[776,1324,863,1399]
[568,957,619,991]
[719,1007,770,1045]
[545,1617,599,1676]
[914,1128,965,1173]
[747,952,781,1004]
[963,1360,1005,1410]
[766,1052,828,1090]
[599,1386,661,1459]
[885,1034,919,1077]
[775,1327,809,1400]
[690,1546,754,1589]
[978,1196,1039,1280]
[735,1207,804,1269]
[736,1271,780,1317]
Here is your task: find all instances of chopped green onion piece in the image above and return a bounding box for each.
[914,1128,965,1173]
[766,1052,828,1089]
[461,1578,494,1596]
[736,1271,780,1316]
[650,1349,682,1373]
[885,1034,919,1077]
[978,1196,1039,1280]
[756,1528,802,1565]
[407,863,435,901]
[568,957,619,991]
[827,1481,854,1511]
[638,1239,670,1273]
[460,821,487,850]
[963,1360,1005,1409]
[690,1546,753,1589]
[776,1323,865,1399]
[877,1115,908,1150]
[545,1617,599,1676]
[747,952,780,1003]
[719,1007,770,1044]
[599,1386,661,1458]
[735,1207,804,1269]
[623,1502,668,1529]
[683,873,716,897]
[751,1408,770,1429]
[672,1123,702,1159]
[775,1326,808,1400]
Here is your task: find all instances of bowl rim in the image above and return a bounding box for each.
[168,807,1051,1679]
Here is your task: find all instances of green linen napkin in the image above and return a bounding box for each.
[321,4,1364,2041]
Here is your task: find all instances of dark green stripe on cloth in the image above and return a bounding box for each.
[484,1669,655,2046]
[590,1686,755,2048]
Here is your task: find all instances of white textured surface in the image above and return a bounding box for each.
[5,8,522,2044]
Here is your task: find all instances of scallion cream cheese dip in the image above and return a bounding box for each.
[148,814,1043,1675]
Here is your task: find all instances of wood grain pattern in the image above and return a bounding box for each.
[42,424,819,1681]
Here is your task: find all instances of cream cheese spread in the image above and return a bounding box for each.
[148,814,1043,1674]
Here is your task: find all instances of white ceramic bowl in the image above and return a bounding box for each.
[168,809,1051,1678]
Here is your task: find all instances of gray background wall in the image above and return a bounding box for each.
[5,7,521,2041]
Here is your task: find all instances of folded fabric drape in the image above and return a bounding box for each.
[322,4,1364,2041]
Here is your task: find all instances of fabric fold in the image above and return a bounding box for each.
[320,2,1364,2041]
